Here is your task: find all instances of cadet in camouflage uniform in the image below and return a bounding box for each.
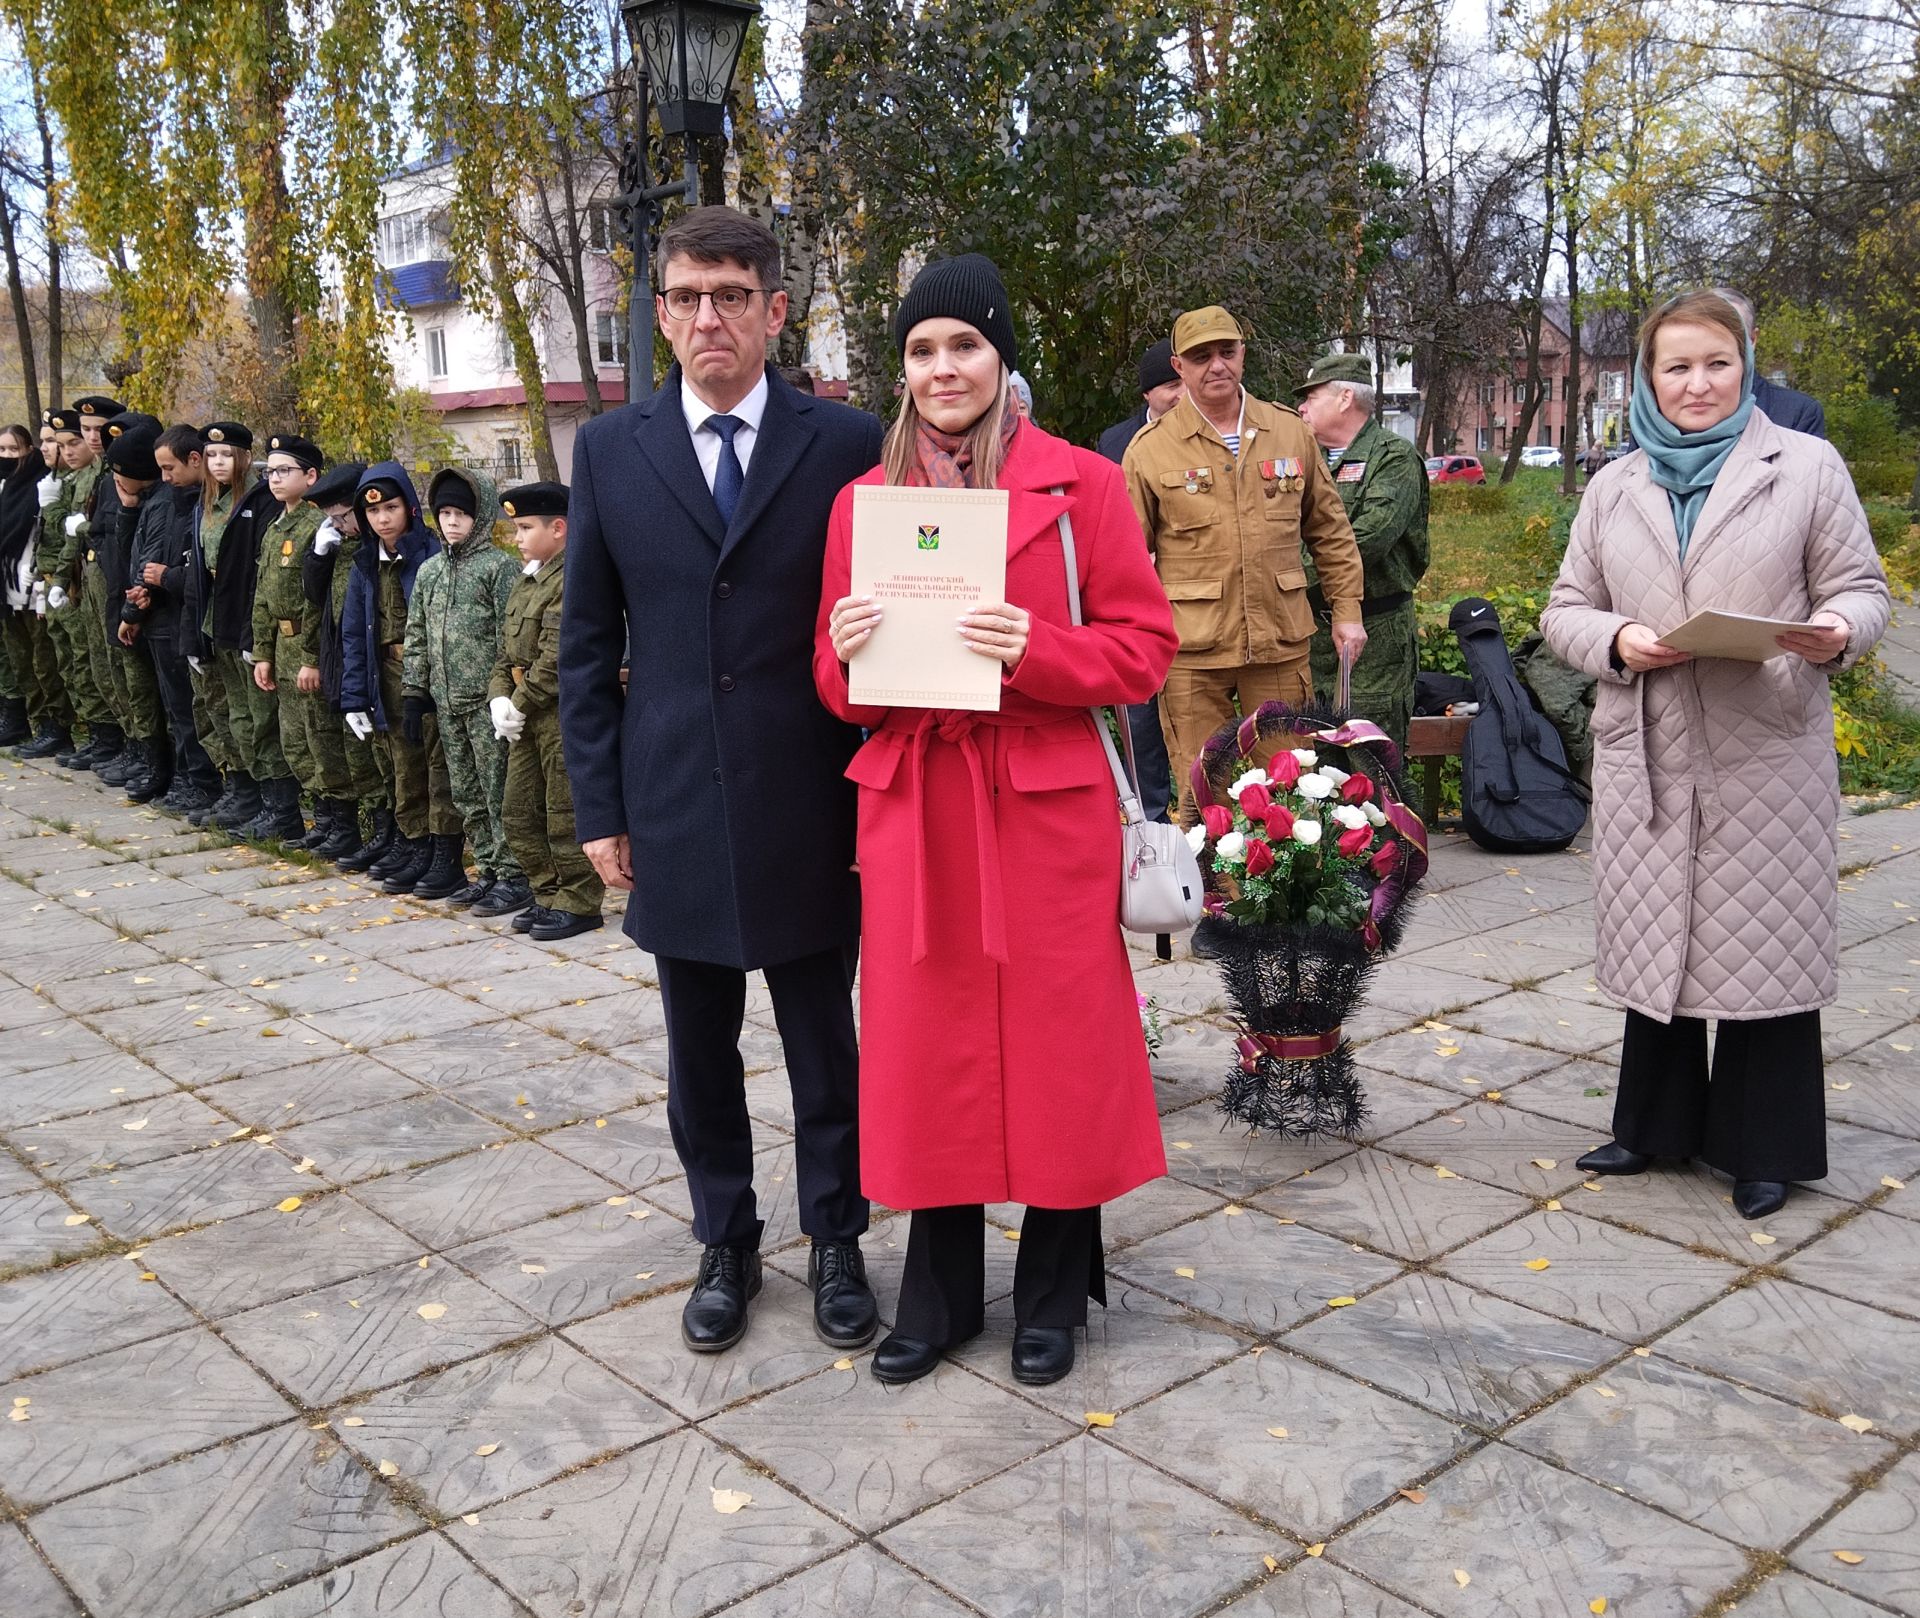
[489,481,602,938]
[20,409,109,760]
[0,422,60,748]
[86,411,167,783]
[243,433,327,841]
[402,466,521,905]
[1294,352,1429,754]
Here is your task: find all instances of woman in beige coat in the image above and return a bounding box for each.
[1542,290,1889,1220]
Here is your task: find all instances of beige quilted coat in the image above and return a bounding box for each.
[1542,411,1890,1022]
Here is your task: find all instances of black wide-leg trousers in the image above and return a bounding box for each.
[894,1204,1106,1345]
[1613,1008,1827,1182]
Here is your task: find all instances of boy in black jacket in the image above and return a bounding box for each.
[98,419,170,801]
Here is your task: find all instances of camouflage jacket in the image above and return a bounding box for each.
[38,462,100,579]
[403,472,516,707]
[487,553,565,714]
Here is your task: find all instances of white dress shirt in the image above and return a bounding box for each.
[680,372,770,494]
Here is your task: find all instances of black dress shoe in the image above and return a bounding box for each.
[681,1244,762,1353]
[1011,1326,1076,1386]
[530,909,604,942]
[1733,1180,1788,1220]
[871,1333,944,1385]
[1576,1141,1652,1175]
[808,1239,878,1348]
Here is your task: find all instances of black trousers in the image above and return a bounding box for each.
[1613,1008,1827,1182]
[894,1204,1106,1344]
[148,635,216,791]
[655,943,865,1249]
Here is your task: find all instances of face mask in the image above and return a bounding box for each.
[0,456,17,477]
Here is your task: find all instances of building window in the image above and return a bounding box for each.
[496,326,516,373]
[1476,426,1491,452]
[425,327,449,380]
[498,438,524,480]
[377,209,447,268]
[1479,383,1495,406]
[587,203,618,254]
[1602,369,1624,403]
[595,310,626,367]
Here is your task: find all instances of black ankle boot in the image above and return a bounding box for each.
[318,802,364,860]
[0,698,29,748]
[16,724,69,760]
[381,835,434,893]
[1011,1326,1075,1385]
[214,773,262,830]
[341,809,394,873]
[410,834,469,900]
[295,799,335,850]
[1733,1180,1788,1220]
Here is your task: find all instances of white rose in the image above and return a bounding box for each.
[1290,748,1318,767]
[1229,768,1270,799]
[1364,803,1388,827]
[1330,803,1367,830]
[1295,773,1334,801]
[1293,820,1323,847]
[1217,830,1247,860]
[1320,765,1351,787]
[1185,823,1208,853]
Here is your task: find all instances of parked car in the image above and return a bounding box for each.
[1425,455,1486,484]
[1520,444,1562,469]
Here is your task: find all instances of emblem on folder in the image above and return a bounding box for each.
[916,525,940,550]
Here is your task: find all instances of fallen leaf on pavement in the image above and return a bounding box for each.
[276,1197,302,1212]
[1524,1257,1551,1271]
[833,1358,854,1371]
[1838,1414,1875,1434]
[1531,1158,1558,1169]
[475,1443,499,1456]
[711,1488,751,1514]
[416,1303,447,1321]
[1454,1570,1472,1588]
[1084,1411,1116,1428]
[1834,1551,1865,1566]
[377,1460,398,1477]
[1327,1296,1357,1308]
[1750,1232,1777,1246]
[1174,1266,1196,1279]
[1399,1488,1427,1504]
[1266,1426,1288,1438]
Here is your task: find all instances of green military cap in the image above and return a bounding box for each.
[500,481,569,518]
[73,394,127,422]
[47,408,82,437]
[202,421,254,448]
[1294,351,1373,397]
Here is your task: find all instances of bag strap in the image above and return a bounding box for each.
[1052,490,1149,828]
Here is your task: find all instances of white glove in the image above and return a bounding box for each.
[36,474,59,508]
[489,694,522,741]
[63,512,87,536]
[31,581,47,617]
[313,527,340,556]
[46,585,68,611]
[242,650,258,665]
[345,711,374,741]
[187,656,204,674]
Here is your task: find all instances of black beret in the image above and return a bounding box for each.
[499,481,569,519]
[74,394,128,421]
[264,433,326,471]
[201,421,254,449]
[104,411,163,443]
[306,461,368,508]
[104,422,162,480]
[47,409,82,436]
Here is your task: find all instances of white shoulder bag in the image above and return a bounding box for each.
[1052,494,1206,936]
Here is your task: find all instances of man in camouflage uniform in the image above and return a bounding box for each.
[244,433,327,841]
[490,481,602,938]
[402,467,520,905]
[1295,351,1429,755]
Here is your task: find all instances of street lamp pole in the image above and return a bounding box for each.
[615,0,761,402]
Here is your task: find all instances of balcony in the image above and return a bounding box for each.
[380,261,460,310]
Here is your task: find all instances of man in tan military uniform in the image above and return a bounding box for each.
[1122,306,1366,813]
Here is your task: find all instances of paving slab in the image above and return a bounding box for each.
[1214,1559,1430,1616]
[352,1140,615,1250]
[274,1094,510,1184]
[67,1138,318,1240]
[721,1545,975,1618]
[1790,1453,1920,1611]
[447,1200,705,1326]
[197,1055,425,1130]
[0,1187,108,1269]
[536,1103,687,1190]
[1158,1103,1361,1200]
[1251,1146,1535,1261]
[0,1521,80,1618]
[1727,1573,1900,1618]
[1376,1100,1599,1197]
[217,1532,521,1618]
[6,1090,236,1181]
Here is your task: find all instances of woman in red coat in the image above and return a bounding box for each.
[815,255,1178,1387]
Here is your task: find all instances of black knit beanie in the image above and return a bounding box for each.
[893,254,1018,375]
[1137,338,1177,394]
[428,469,476,518]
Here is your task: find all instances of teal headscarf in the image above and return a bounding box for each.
[1628,337,1755,558]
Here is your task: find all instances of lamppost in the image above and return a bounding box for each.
[615,0,760,400]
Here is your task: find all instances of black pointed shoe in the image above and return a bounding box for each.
[1011,1326,1076,1386]
[1575,1142,1652,1176]
[1733,1180,1788,1220]
[871,1333,944,1385]
[807,1239,878,1349]
[681,1244,762,1353]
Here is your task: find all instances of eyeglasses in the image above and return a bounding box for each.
[264,462,305,476]
[659,286,771,322]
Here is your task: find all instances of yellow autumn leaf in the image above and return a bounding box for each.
[833,1358,854,1371]
[1833,1551,1865,1566]
[514,1094,528,1106]
[260,1028,281,1038]
[711,1488,752,1514]
[475,1443,499,1456]
[520,1263,546,1275]
[1881,1176,1906,1190]
[1305,1543,1326,1557]
[276,1197,302,1212]
[1434,1166,1458,1180]
[1484,1090,1503,1101]
[1524,1257,1551,1271]
[1266,1426,1288,1438]
[138,1271,156,1281]
[1582,1180,1605,1192]
[1590,1600,1609,1614]
[12,1397,29,1407]
[1750,1232,1777,1246]
[7,1408,28,1422]
[1544,1199,1564,1211]
[1399,1488,1427,1504]
[377,1460,398,1477]
[1171,1140,1193,1150]
[1838,1413,1875,1434]
[1003,1229,1021,1241]
[63,1213,92,1226]
[1531,1158,1558,1169]
[342,1417,366,1427]
[1174,1266,1196,1279]
[1263,1555,1279,1573]
[462,1513,480,1526]
[416,1258,429,1269]
[1632,1347,1652,1357]
[634,1271,655,1281]
[606,1195,630,1206]
[1594,1386,1618,1399]
[417,1303,447,1321]
[1224,1205,1245,1216]
[1454,1570,1472,1588]
[594,1118,607,1128]
[1084,1411,1116,1428]
[121,1117,149,1132]
[1327,1296,1358,1308]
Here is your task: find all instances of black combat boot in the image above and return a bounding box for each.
[340,809,394,873]
[0,698,29,748]
[380,835,434,894]
[76,722,126,774]
[410,834,469,900]
[318,802,364,861]
[16,724,69,760]
[472,875,534,918]
[213,772,263,831]
[447,870,496,908]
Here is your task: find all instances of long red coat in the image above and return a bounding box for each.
[813,423,1179,1210]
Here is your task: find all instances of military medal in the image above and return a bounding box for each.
[1337,462,1365,483]
[1182,466,1210,495]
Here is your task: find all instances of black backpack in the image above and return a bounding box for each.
[1449,597,1590,854]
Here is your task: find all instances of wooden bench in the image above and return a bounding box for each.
[1407,713,1472,826]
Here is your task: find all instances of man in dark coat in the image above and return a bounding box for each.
[1717,287,1826,438]
[560,206,884,1358]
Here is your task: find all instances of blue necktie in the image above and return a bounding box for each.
[708,414,745,527]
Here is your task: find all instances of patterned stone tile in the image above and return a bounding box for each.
[1215,1559,1429,1616]
[220,1254,538,1404]
[710,1357,1074,1531]
[1284,1272,1620,1428]
[1159,1105,1361,1200]
[1366,959,1513,1018]
[331,1337,676,1516]
[1790,1454,1920,1610]
[29,1421,418,1618]
[1508,1353,1892,1547]
[449,1200,704,1326]
[1252,1147,1534,1261]
[218,1534,522,1618]
[1100,1173,1227,1250]
[1660,1279,1920,1437]
[1578,1162,1851,1265]
[520,989,667,1050]
[447,1430,851,1616]
[1496,1056,1621,1131]
[643,1139,806,1250]
[87,988,286,1048]
[34,963,217,1017]
[370,1023,580,1086]
[1727,1573,1899,1618]
[0,1254,194,1383]
[0,1187,106,1269]
[353,1141,615,1250]
[1349,1070,1467,1141]
[0,1325,296,1506]
[880,1435,1278,1618]
[721,1545,975,1618]
[1112,1207,1405,1336]
[1111,1348,1470,1537]
[1435,1208,1738,1339]
[138,1023,352,1085]
[298,987,504,1049]
[1781,1209,1920,1315]
[6,1091,235,1181]
[456,961,627,1017]
[275,1095,509,1184]
[1376,1101,1599,1197]
[1451,988,1625,1054]
[240,961,430,1016]
[537,1102,683,1190]
[567,1269,848,1421]
[0,1521,79,1618]
[1354,1027,1566,1091]
[1335,1442,1752,1618]
[447,1054,658,1128]
[67,1139,316,1240]
[140,1192,422,1319]
[196,1056,425,1130]
[1826,1059,1920,1142]
[1817,1121,1920,1204]
[0,1053,178,1129]
[0,1145,44,1197]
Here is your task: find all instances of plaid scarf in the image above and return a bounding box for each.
[909,406,1020,489]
